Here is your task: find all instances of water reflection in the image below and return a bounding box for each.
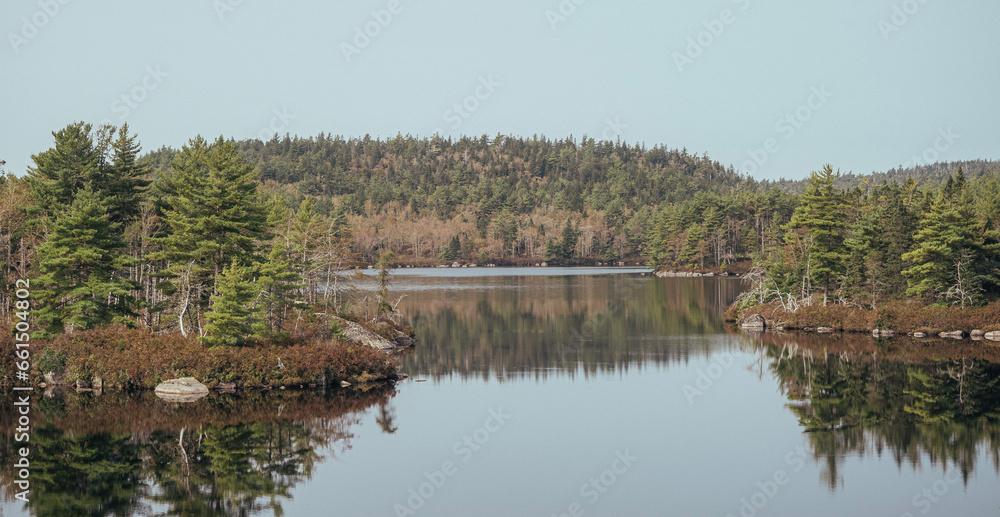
[740,331,1000,491]
[0,387,395,516]
[395,274,744,380]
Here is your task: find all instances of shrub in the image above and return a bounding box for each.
[13,325,397,389]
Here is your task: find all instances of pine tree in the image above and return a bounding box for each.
[25,122,101,224]
[560,219,579,259]
[151,137,268,336]
[257,240,302,333]
[202,261,263,347]
[785,165,848,304]
[902,178,995,305]
[678,223,706,268]
[101,124,152,225]
[33,188,137,338]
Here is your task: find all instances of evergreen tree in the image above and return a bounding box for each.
[151,137,268,336]
[678,223,706,268]
[257,240,303,333]
[33,188,137,338]
[785,165,849,304]
[102,123,152,225]
[560,219,579,259]
[203,261,263,347]
[25,122,101,223]
[902,179,996,305]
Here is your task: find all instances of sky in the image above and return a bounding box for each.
[2,0,998,181]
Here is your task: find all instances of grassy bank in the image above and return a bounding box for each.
[726,299,1000,335]
[2,325,400,390]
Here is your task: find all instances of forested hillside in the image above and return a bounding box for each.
[774,159,1000,194]
[142,133,768,264]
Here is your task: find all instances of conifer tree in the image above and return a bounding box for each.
[202,261,263,347]
[560,219,579,259]
[25,122,100,223]
[102,124,152,225]
[902,177,996,305]
[151,137,268,336]
[257,240,303,333]
[33,188,137,338]
[785,165,848,304]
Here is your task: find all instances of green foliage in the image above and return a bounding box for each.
[33,188,138,338]
[203,261,264,347]
[903,170,999,306]
[150,136,268,335]
[785,165,849,302]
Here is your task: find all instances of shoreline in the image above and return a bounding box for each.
[3,323,410,393]
[728,299,1000,340]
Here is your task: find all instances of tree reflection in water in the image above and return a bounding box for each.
[742,331,1000,492]
[0,386,396,516]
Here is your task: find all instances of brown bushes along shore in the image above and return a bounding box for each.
[1,325,399,390]
[726,299,1000,335]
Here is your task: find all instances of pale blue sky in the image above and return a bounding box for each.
[2,0,997,181]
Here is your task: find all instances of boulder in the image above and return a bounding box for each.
[872,329,896,337]
[984,331,1000,342]
[939,331,965,339]
[332,316,398,351]
[216,382,237,391]
[155,377,209,402]
[912,332,927,338]
[971,330,984,338]
[817,327,834,334]
[740,314,766,331]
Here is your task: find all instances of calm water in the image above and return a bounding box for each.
[3,268,1000,516]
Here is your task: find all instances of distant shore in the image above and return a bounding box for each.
[727,299,1000,340]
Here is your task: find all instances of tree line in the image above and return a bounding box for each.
[4,124,997,345]
[2,123,355,345]
[142,132,756,264]
[727,165,1000,309]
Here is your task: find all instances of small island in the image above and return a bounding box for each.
[1,123,413,393]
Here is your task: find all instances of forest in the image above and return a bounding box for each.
[2,122,1000,346]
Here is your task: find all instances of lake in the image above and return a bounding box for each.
[2,268,999,516]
